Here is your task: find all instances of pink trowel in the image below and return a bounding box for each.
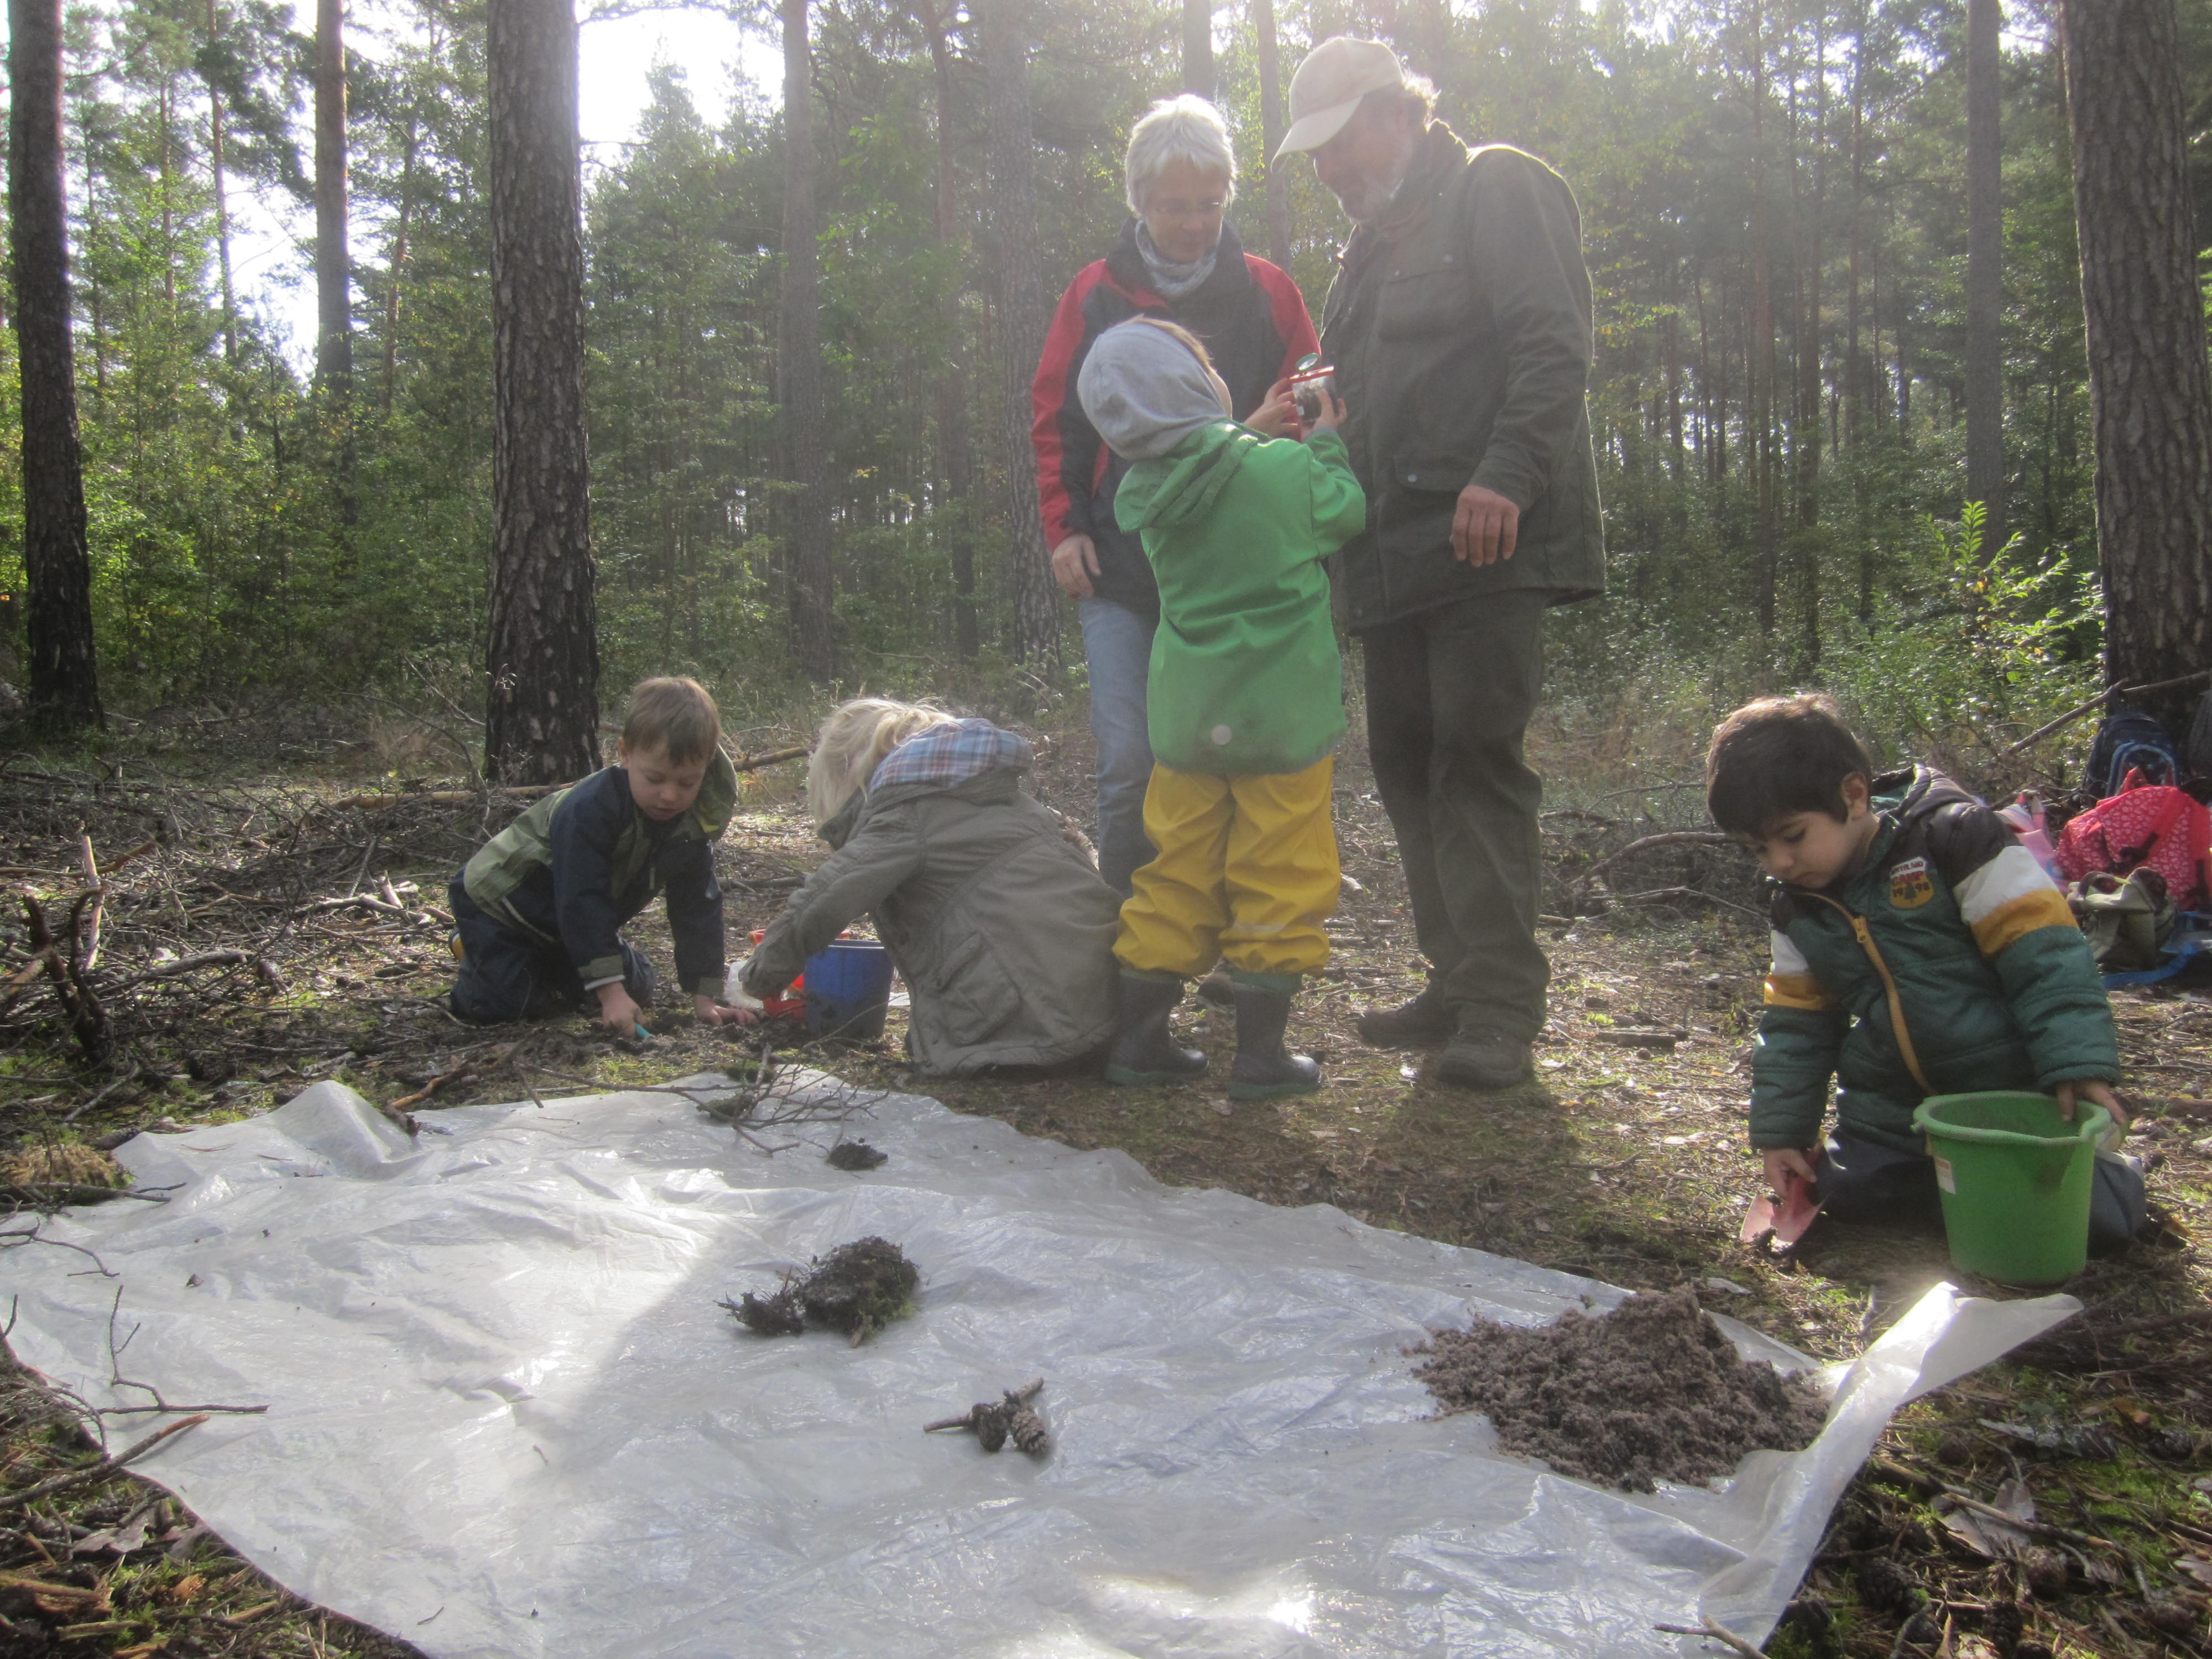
[1739,1168,1821,1248]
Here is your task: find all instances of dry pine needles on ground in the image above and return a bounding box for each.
[1409,1285,1830,1491]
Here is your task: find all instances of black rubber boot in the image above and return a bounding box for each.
[1355,979,1455,1048]
[1104,972,1207,1086]
[1229,983,1321,1100]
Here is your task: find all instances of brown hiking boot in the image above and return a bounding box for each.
[1355,982,1455,1048]
[1430,1027,1533,1091]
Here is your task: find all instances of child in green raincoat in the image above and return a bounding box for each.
[1076,317,1366,1099]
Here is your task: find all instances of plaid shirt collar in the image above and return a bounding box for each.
[869,718,1031,794]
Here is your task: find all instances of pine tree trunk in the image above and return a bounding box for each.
[1844,0,1864,453]
[2060,0,2212,718]
[1750,4,1778,642]
[1965,0,2004,556]
[1254,0,1294,272]
[1182,0,1214,99]
[980,0,1059,666]
[383,114,419,417]
[779,0,835,682]
[916,0,978,660]
[486,0,599,785]
[314,0,350,393]
[9,0,101,733]
[205,0,236,366]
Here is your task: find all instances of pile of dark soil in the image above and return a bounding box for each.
[726,1236,919,1345]
[1409,1285,1829,1491]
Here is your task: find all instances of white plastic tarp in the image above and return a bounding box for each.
[3,1076,2077,1657]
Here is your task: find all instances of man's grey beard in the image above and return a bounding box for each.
[1333,145,1416,225]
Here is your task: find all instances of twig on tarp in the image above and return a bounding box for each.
[1651,1617,1766,1659]
[924,1379,1049,1456]
[0,1414,208,1513]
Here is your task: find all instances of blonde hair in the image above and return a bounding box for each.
[622,676,721,765]
[806,697,961,831]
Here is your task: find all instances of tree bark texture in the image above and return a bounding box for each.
[9,0,102,733]
[314,0,351,393]
[779,0,836,683]
[1182,0,1214,100]
[1254,0,1294,272]
[1965,0,2004,556]
[2060,0,2212,717]
[486,0,601,784]
[981,0,1060,665]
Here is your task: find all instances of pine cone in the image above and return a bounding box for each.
[1005,1404,1049,1457]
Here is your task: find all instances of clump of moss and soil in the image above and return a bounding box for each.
[3,690,2211,1655]
[726,1235,920,1344]
[1409,1284,1829,1490]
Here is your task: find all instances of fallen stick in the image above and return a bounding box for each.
[332,744,813,811]
[0,1413,207,1512]
[1651,1617,1766,1658]
[100,948,251,989]
[1996,669,2212,758]
[75,832,103,974]
[1578,831,1734,891]
[1605,886,1767,921]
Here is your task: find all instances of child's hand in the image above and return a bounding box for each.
[1761,1146,1818,1197]
[1245,380,1300,439]
[2056,1078,2128,1130]
[595,982,645,1034]
[694,993,758,1028]
[1303,385,1346,435]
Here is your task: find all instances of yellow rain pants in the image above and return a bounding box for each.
[1114,758,1339,980]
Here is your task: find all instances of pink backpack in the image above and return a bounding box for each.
[2057,774,2212,912]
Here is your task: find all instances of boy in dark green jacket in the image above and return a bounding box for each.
[1707,695,2144,1254]
[448,677,755,1034]
[1076,318,1366,1099]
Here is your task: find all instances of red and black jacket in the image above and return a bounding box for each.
[1031,218,1318,619]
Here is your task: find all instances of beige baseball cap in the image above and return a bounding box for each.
[1272,36,1410,160]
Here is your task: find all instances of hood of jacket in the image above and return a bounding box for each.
[1113,422,1256,533]
[1077,320,1235,462]
[1874,764,1977,827]
[818,723,1032,851]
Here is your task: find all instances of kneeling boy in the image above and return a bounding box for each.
[448,676,753,1032]
[1707,694,2143,1254]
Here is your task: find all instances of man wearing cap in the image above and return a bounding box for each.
[1276,37,1604,1091]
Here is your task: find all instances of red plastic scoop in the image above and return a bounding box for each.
[1739,1168,1820,1249]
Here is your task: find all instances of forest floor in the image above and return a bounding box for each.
[0,696,2209,1658]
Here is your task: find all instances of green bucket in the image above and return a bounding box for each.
[1911,1091,2113,1286]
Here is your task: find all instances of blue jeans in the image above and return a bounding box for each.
[1079,597,1157,898]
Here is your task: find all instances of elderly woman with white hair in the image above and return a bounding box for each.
[1031,95,1320,900]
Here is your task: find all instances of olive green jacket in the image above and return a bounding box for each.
[1319,126,1605,630]
[741,769,1121,1076]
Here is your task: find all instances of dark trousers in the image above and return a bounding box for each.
[1360,590,1550,1041]
[1819,1123,2146,1258]
[447,884,656,1026]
